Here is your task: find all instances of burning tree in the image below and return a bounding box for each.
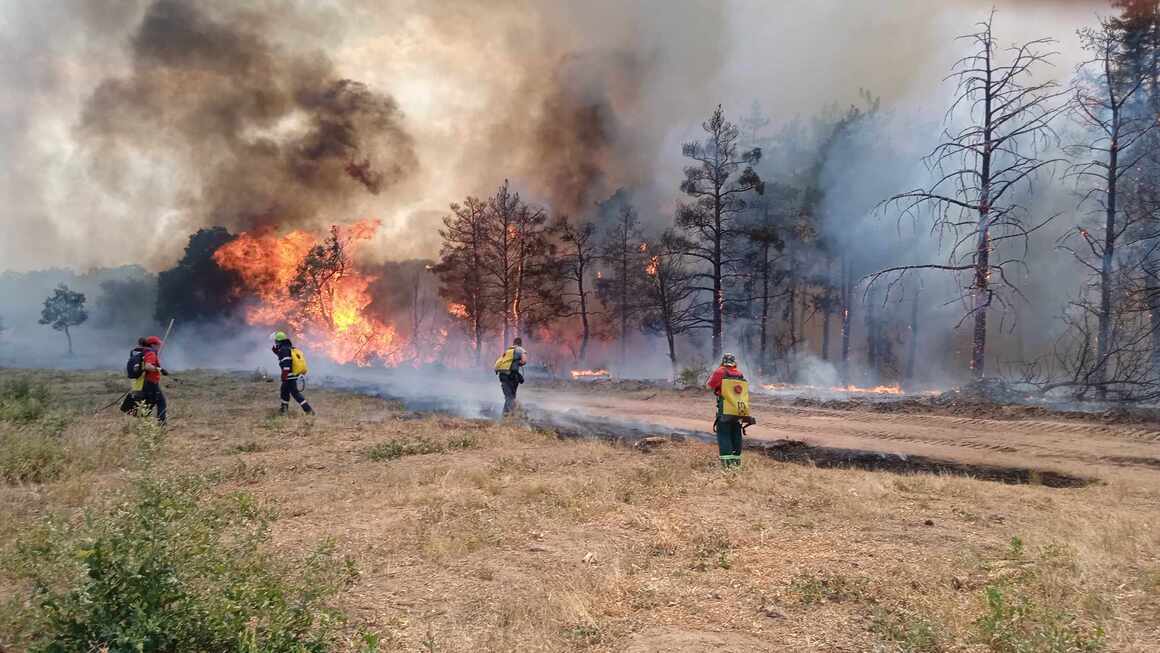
[597,204,647,368]
[1112,0,1160,382]
[676,105,765,359]
[549,215,601,363]
[39,284,87,355]
[435,197,489,363]
[436,181,561,359]
[213,220,406,366]
[478,181,557,346]
[640,231,698,377]
[1055,17,1159,400]
[878,12,1066,379]
[290,226,353,327]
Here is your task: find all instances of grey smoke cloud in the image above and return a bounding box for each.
[0,0,1107,274]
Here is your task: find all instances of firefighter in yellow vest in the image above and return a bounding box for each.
[494,337,527,415]
[271,332,314,415]
[706,352,752,467]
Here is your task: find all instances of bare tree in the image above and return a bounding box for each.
[875,12,1066,379]
[676,105,765,359]
[1061,18,1158,399]
[549,215,601,362]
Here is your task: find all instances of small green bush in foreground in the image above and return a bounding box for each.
[4,475,358,653]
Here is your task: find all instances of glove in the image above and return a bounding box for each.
[281,369,289,382]
[160,368,170,376]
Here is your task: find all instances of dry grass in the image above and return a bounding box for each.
[0,369,1158,652]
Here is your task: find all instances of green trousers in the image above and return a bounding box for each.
[715,417,743,467]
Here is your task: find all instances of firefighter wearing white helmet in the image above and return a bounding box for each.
[706,352,754,467]
[271,331,314,415]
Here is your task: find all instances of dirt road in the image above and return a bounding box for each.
[525,386,1160,486]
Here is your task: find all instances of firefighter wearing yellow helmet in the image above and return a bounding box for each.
[271,331,314,416]
[706,352,753,467]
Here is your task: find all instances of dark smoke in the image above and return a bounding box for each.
[80,0,416,232]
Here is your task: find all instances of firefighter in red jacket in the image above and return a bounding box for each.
[706,352,748,467]
[121,335,168,424]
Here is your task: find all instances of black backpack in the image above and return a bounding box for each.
[127,348,146,379]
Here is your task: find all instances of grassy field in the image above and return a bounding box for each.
[0,369,1157,651]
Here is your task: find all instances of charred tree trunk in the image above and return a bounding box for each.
[840,256,852,386]
[758,240,771,375]
[578,274,591,363]
[712,195,724,360]
[865,287,878,385]
[1094,118,1120,400]
[971,36,995,380]
[787,275,797,357]
[821,257,833,361]
[621,238,630,368]
[64,325,73,356]
[905,286,920,389]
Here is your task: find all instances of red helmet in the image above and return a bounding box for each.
[144,336,162,347]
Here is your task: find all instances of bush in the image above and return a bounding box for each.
[0,378,50,423]
[4,475,360,652]
[0,432,67,484]
[976,584,1104,653]
[871,607,940,652]
[676,357,709,388]
[366,437,444,461]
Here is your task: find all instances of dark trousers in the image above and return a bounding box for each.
[280,379,313,414]
[715,417,742,467]
[499,373,519,415]
[121,381,167,423]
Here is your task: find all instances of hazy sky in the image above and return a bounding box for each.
[0,0,1110,273]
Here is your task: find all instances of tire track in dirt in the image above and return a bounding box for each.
[530,389,1160,483]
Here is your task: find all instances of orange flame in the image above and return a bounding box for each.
[645,255,659,277]
[213,219,409,366]
[760,383,905,395]
[447,303,469,319]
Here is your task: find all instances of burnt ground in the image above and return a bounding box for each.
[518,383,1160,491]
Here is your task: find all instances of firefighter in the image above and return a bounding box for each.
[494,337,527,416]
[125,335,168,424]
[706,352,752,467]
[271,332,314,415]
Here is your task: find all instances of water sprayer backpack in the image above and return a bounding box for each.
[720,378,751,419]
[126,348,146,379]
[290,347,309,376]
[494,347,515,373]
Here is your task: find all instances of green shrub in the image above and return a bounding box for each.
[871,607,940,652]
[676,360,708,388]
[366,437,444,461]
[976,584,1104,653]
[5,475,359,653]
[0,432,67,484]
[447,433,478,450]
[0,378,50,423]
[789,572,867,605]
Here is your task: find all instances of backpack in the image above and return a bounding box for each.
[494,347,515,373]
[720,376,751,419]
[290,347,309,376]
[126,348,145,379]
